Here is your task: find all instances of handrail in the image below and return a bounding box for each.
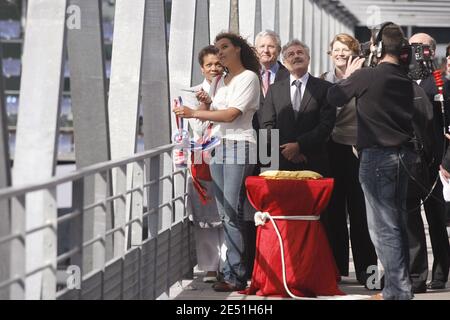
[0,143,175,199]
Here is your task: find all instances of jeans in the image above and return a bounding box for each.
[359,146,415,300]
[209,141,255,288]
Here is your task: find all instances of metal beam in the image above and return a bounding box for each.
[66,0,111,275]
[209,0,231,43]
[140,0,172,238]
[13,0,67,300]
[254,0,262,36]
[108,0,146,257]
[168,0,196,225]
[292,0,304,40]
[192,0,210,86]
[261,0,276,31]
[312,1,322,76]
[238,0,257,44]
[0,39,11,300]
[321,7,330,73]
[278,0,292,45]
[274,0,280,35]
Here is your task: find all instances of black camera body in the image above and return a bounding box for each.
[408,43,434,80]
[357,41,376,68]
[357,41,434,80]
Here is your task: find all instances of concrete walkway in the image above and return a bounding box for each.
[171,212,450,300]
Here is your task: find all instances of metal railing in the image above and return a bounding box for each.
[0,143,195,300]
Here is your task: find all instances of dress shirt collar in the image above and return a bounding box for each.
[289,72,309,87]
[262,61,280,76]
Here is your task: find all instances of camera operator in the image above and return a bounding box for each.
[406,33,450,292]
[327,22,419,300]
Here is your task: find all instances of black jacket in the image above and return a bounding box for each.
[253,61,290,130]
[419,75,450,166]
[261,74,335,174]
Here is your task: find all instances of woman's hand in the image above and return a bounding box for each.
[195,89,212,104]
[173,105,196,118]
[343,56,365,79]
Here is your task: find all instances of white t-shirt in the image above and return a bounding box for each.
[210,70,260,144]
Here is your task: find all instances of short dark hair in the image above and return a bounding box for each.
[198,45,219,66]
[446,43,450,57]
[379,24,408,58]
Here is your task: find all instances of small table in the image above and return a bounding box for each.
[242,176,343,298]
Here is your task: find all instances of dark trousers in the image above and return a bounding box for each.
[406,156,450,287]
[322,139,377,282]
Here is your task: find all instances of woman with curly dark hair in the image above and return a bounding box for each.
[173,32,261,292]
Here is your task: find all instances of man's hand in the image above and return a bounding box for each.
[280,142,300,162]
[343,56,365,79]
[440,165,450,183]
[291,153,308,164]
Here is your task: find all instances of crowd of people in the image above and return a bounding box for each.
[172,24,450,300]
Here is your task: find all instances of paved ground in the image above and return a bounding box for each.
[170,212,450,300]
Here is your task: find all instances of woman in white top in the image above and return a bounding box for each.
[174,32,260,291]
[185,45,226,284]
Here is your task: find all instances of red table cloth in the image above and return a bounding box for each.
[242,176,344,298]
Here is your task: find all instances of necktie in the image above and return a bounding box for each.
[293,80,302,113]
[262,70,271,97]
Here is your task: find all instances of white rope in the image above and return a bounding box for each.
[254,211,370,300]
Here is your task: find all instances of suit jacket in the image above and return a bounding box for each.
[437,77,450,170]
[420,75,450,167]
[253,61,290,130]
[261,74,336,175]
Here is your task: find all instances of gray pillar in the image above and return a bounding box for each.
[261,0,276,31]
[255,0,262,36]
[67,0,111,274]
[238,0,256,44]
[108,0,146,258]
[169,0,196,225]
[140,0,171,238]
[321,7,330,73]
[292,0,304,40]
[279,0,292,45]
[67,0,110,168]
[274,0,280,35]
[0,40,11,300]
[209,0,231,43]
[12,0,67,300]
[312,1,322,76]
[229,0,239,34]
[192,0,210,86]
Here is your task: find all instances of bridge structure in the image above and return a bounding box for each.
[0,0,448,300]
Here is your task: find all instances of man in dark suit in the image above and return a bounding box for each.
[406,33,450,292]
[253,30,290,131]
[261,39,335,175]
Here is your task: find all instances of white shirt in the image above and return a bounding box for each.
[289,72,310,108]
[186,79,212,141]
[210,70,260,144]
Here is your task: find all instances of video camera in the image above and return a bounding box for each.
[407,43,434,80]
[356,41,434,80]
[357,41,376,68]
